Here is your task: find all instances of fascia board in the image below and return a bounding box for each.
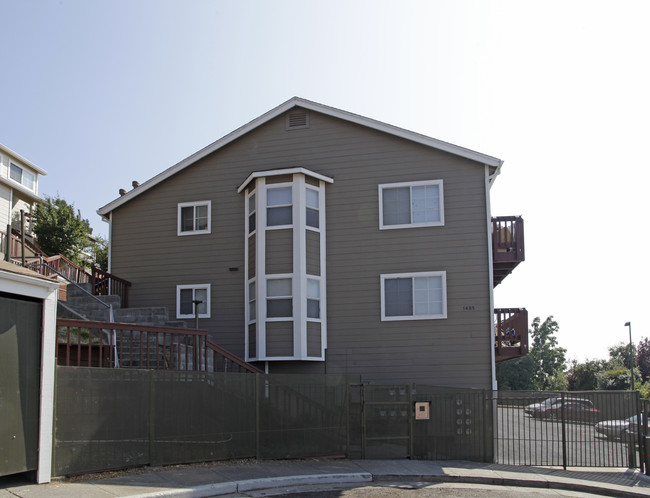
[237,167,334,193]
[0,143,48,176]
[0,176,43,203]
[98,97,502,217]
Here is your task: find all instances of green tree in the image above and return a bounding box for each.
[636,337,650,383]
[567,359,607,391]
[596,367,641,391]
[529,316,567,391]
[33,195,92,266]
[496,355,536,390]
[91,236,108,271]
[607,342,636,370]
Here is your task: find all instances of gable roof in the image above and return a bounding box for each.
[98,97,502,219]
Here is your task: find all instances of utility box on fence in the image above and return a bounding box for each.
[415,401,430,420]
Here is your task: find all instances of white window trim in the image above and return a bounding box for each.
[265,183,293,230]
[265,274,293,321]
[176,284,211,319]
[380,271,447,321]
[177,200,211,236]
[378,179,444,230]
[8,161,37,193]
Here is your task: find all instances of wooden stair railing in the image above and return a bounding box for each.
[57,318,261,374]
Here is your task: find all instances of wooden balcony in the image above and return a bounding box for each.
[495,308,528,362]
[492,216,525,287]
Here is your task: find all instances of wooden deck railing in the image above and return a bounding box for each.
[495,308,528,362]
[91,267,131,308]
[492,216,525,287]
[492,216,525,263]
[1,228,45,260]
[56,318,263,374]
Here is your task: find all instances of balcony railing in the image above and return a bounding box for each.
[56,318,263,374]
[492,216,525,287]
[495,308,528,362]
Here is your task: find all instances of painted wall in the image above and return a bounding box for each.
[110,109,493,387]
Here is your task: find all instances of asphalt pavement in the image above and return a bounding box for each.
[3,458,650,497]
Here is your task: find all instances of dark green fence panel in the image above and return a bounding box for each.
[54,368,151,475]
[258,374,356,459]
[151,371,257,465]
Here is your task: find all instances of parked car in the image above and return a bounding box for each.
[535,400,599,422]
[524,397,560,416]
[526,397,594,417]
[596,414,648,440]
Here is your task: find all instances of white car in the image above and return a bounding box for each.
[595,414,643,440]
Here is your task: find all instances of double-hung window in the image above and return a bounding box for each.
[178,201,211,235]
[379,180,444,229]
[267,278,292,318]
[307,278,320,319]
[267,186,292,227]
[306,188,319,229]
[381,271,447,320]
[177,284,210,319]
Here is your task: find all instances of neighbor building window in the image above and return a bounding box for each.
[381,271,447,320]
[379,180,444,229]
[9,162,35,191]
[178,201,211,235]
[176,284,210,319]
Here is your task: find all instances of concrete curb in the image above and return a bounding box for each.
[124,470,650,498]
[129,472,373,498]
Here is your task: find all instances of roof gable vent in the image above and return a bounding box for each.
[286,109,309,130]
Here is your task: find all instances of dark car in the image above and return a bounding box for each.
[536,400,600,422]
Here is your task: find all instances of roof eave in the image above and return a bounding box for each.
[97,97,502,216]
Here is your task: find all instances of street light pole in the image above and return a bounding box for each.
[625,321,634,390]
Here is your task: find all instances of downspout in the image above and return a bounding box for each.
[486,162,502,391]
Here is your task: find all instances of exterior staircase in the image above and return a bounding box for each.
[59,282,186,328]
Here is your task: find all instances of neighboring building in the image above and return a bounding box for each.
[98,98,526,389]
[0,143,47,259]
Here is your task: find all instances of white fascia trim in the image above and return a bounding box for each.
[0,270,60,294]
[98,97,499,218]
[0,176,42,203]
[237,167,334,193]
[0,143,48,175]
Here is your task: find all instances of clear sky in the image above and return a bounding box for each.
[2,0,648,364]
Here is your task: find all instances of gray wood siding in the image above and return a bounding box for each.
[265,229,292,274]
[266,321,293,357]
[307,322,321,357]
[306,230,320,276]
[110,108,492,388]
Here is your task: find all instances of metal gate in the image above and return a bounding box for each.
[352,384,493,462]
[496,390,646,468]
[0,292,43,477]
